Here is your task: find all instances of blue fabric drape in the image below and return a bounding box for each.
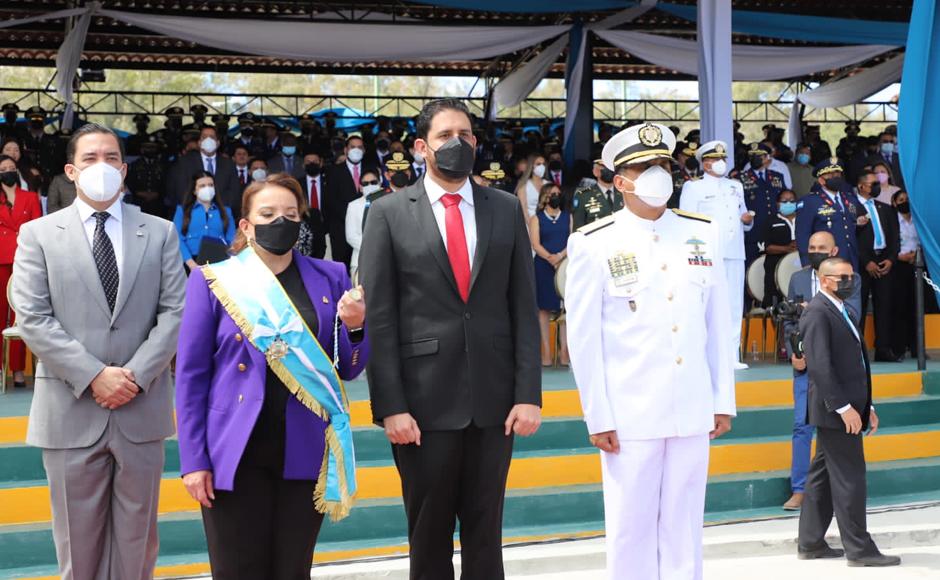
[899,0,940,301]
[697,0,733,149]
[659,3,908,45]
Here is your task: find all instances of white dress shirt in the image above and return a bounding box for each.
[201,153,217,174]
[75,196,124,274]
[819,288,868,415]
[899,214,921,254]
[424,174,477,264]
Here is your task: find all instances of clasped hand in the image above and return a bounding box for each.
[384,404,542,446]
[338,285,366,329]
[91,367,139,410]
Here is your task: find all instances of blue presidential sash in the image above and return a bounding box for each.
[203,248,356,521]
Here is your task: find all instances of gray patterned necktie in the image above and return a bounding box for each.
[92,211,119,312]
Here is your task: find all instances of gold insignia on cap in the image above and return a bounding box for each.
[638,123,663,147]
[830,156,839,165]
[386,151,411,171]
[688,142,698,151]
[749,143,759,151]
[481,162,506,181]
[716,144,725,154]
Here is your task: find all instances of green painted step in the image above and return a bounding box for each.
[3,456,939,575]
[3,396,939,486]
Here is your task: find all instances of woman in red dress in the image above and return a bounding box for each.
[0,154,42,388]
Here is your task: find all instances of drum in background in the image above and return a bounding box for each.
[746,255,766,304]
[554,257,569,300]
[775,251,802,297]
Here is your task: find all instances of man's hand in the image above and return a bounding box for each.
[384,412,421,446]
[505,403,541,436]
[338,285,366,329]
[841,407,863,435]
[182,470,215,508]
[899,251,916,264]
[877,259,893,275]
[710,414,733,440]
[791,354,806,372]
[867,407,880,436]
[90,367,139,410]
[741,212,754,225]
[589,430,620,454]
[787,241,798,252]
[865,261,882,279]
[857,215,870,227]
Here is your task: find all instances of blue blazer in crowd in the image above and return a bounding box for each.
[172,203,236,262]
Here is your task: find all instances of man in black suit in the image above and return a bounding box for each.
[798,257,900,567]
[300,152,327,259]
[855,170,901,361]
[359,99,542,580]
[168,126,240,217]
[324,135,371,269]
[267,133,306,181]
[868,131,905,190]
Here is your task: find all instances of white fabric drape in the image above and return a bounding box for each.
[786,54,904,149]
[596,30,896,81]
[0,7,88,29]
[492,35,569,110]
[56,5,96,129]
[697,0,733,149]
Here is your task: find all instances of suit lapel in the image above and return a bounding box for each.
[62,204,112,317]
[819,294,859,343]
[408,182,460,297]
[111,204,149,321]
[469,183,492,293]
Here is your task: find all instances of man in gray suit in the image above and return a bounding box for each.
[45,172,77,213]
[11,123,186,580]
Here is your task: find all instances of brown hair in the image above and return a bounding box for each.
[537,182,561,212]
[231,172,308,253]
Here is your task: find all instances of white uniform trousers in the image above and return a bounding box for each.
[726,258,745,362]
[601,434,710,580]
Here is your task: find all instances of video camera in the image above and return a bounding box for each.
[772,296,805,359]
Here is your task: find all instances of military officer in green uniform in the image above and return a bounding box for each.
[572,158,622,229]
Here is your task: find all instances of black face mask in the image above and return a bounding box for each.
[430,137,475,180]
[548,160,563,172]
[685,157,700,172]
[896,201,911,214]
[253,216,301,256]
[304,163,321,177]
[376,139,390,152]
[834,276,857,300]
[548,195,562,209]
[808,252,830,271]
[749,156,765,169]
[242,127,255,137]
[141,148,159,159]
[825,177,846,192]
[0,171,18,187]
[599,167,615,183]
[869,183,882,197]
[389,171,410,189]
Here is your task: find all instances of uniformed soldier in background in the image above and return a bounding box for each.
[228,112,265,158]
[795,158,863,271]
[680,140,753,369]
[211,114,231,155]
[183,103,210,133]
[154,106,185,162]
[125,113,151,157]
[572,159,622,229]
[566,123,735,580]
[740,142,785,264]
[22,106,58,188]
[0,103,24,142]
[126,134,168,218]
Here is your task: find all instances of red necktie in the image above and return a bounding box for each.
[352,164,360,191]
[441,194,471,302]
[553,172,561,185]
[309,178,319,210]
[239,169,246,185]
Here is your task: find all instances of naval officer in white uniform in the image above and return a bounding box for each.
[680,140,753,369]
[565,123,737,580]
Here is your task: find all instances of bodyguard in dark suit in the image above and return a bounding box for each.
[168,126,240,218]
[300,152,328,259]
[360,99,541,580]
[324,136,371,270]
[854,170,901,361]
[797,257,900,567]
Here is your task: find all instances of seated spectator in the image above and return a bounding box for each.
[763,189,798,306]
[529,182,571,366]
[173,172,235,271]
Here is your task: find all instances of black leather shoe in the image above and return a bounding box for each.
[12,381,26,389]
[874,349,903,362]
[798,546,845,560]
[847,553,901,567]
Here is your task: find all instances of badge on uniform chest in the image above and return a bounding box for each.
[608,252,639,287]
[686,237,713,267]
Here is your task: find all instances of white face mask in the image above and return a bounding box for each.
[347,147,364,164]
[533,164,547,178]
[362,183,382,196]
[412,151,425,164]
[710,159,728,176]
[251,168,267,182]
[201,137,218,154]
[77,162,123,203]
[625,164,674,208]
[196,186,216,203]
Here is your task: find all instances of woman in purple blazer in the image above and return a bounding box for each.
[176,173,369,578]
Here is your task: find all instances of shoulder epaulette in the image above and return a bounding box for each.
[671,208,712,223]
[577,214,615,235]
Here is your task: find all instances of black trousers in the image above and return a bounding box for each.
[860,260,894,351]
[392,424,515,580]
[201,429,325,579]
[798,426,878,559]
[891,260,917,356]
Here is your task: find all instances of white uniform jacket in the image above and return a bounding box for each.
[680,174,751,261]
[565,208,737,440]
